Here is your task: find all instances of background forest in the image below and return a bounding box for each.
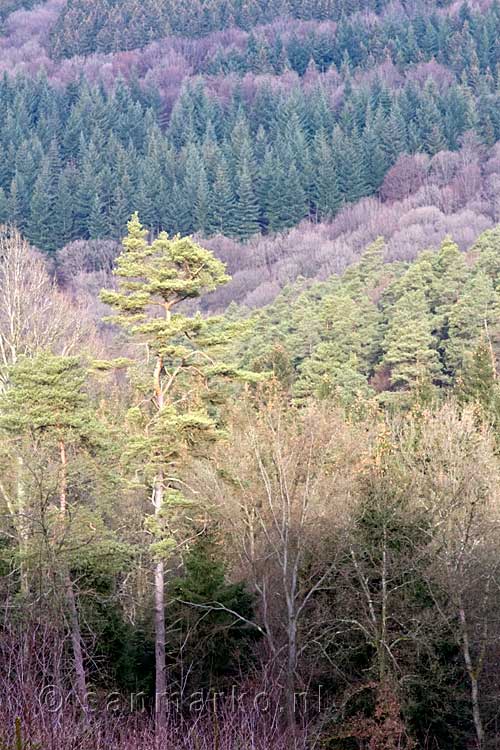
[2,0,500,749]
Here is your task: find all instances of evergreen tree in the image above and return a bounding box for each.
[456,336,499,415]
[0,188,8,224]
[381,102,407,164]
[233,160,260,240]
[212,158,237,235]
[0,353,114,713]
[295,347,373,405]
[26,158,57,251]
[168,534,257,692]
[445,272,499,376]
[100,214,251,732]
[74,149,99,239]
[54,169,76,247]
[194,163,214,235]
[312,129,341,219]
[88,189,109,240]
[279,162,308,230]
[382,289,441,389]
[7,177,24,230]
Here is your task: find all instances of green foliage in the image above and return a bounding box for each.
[100,214,254,543]
[0,353,103,448]
[49,0,396,57]
[168,534,258,692]
[1,32,500,252]
[235,226,500,403]
[456,337,500,420]
[0,718,40,750]
[382,289,441,389]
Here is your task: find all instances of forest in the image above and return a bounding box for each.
[2,0,500,749]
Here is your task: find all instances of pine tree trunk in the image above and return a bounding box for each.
[59,439,88,713]
[154,474,167,733]
[153,355,167,733]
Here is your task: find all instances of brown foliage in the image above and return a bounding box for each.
[334,682,416,750]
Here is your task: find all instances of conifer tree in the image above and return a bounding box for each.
[457,336,499,416]
[194,164,214,235]
[234,160,260,240]
[0,353,111,713]
[54,169,76,247]
[7,177,24,230]
[74,151,99,239]
[88,190,108,240]
[382,289,441,389]
[0,188,7,224]
[100,215,252,732]
[381,102,407,165]
[279,162,308,229]
[445,272,498,376]
[295,347,373,405]
[313,129,341,219]
[212,158,237,236]
[319,290,381,371]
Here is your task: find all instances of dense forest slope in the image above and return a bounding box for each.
[232,227,500,407]
[1,0,500,300]
[49,0,392,56]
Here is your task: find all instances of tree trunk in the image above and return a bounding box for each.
[59,439,88,713]
[285,617,298,731]
[154,518,167,731]
[16,455,30,595]
[459,598,484,749]
[0,456,30,594]
[153,355,167,733]
[65,573,88,712]
[378,528,388,682]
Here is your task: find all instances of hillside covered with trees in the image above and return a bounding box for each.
[1,0,500,261]
[2,1,500,749]
[2,217,500,750]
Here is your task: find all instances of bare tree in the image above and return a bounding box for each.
[201,395,370,727]
[402,405,500,750]
[0,226,91,385]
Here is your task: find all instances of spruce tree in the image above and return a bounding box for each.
[279,162,308,229]
[381,102,407,164]
[7,177,24,231]
[212,158,237,236]
[233,160,260,240]
[0,188,8,224]
[194,164,214,235]
[74,150,99,239]
[313,129,341,219]
[88,189,109,240]
[54,169,76,247]
[26,158,57,252]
